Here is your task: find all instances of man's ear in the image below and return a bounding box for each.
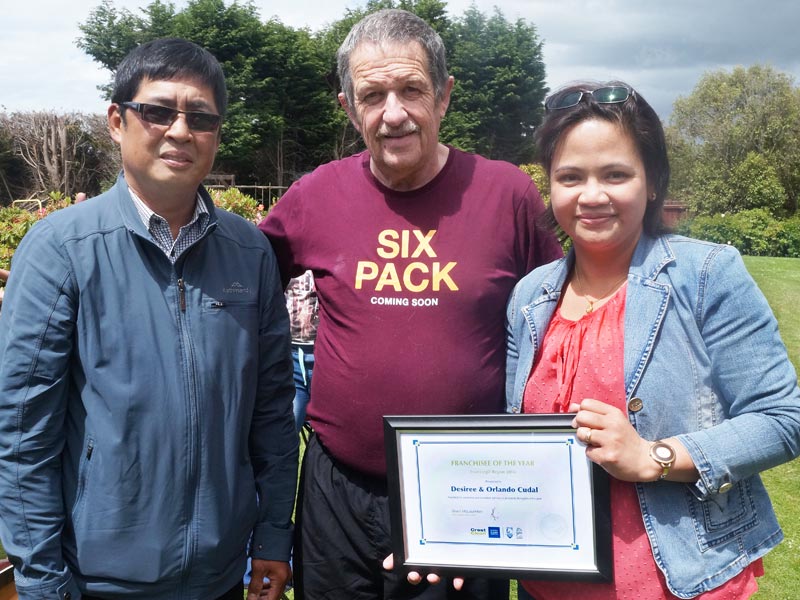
[338,92,361,134]
[108,104,124,144]
[438,76,455,118]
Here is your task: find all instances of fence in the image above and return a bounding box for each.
[206,185,288,205]
[11,199,43,212]
[663,201,688,228]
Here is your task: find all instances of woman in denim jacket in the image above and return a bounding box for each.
[506,81,800,599]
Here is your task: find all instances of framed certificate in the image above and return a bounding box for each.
[383,414,611,581]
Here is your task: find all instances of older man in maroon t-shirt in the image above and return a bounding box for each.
[260,9,562,600]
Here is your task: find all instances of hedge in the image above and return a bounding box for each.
[677,209,800,258]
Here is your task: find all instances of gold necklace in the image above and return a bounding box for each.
[573,269,628,314]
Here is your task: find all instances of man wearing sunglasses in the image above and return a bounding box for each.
[0,38,297,600]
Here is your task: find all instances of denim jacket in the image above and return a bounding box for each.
[0,176,298,599]
[506,234,800,598]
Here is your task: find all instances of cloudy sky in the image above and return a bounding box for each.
[1,0,798,121]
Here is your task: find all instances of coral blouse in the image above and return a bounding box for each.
[520,283,762,600]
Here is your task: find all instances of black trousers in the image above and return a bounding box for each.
[293,433,509,600]
[83,580,243,600]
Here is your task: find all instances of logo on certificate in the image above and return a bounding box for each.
[505,527,514,539]
[488,527,500,538]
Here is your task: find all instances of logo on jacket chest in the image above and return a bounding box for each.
[355,229,458,292]
[222,281,252,295]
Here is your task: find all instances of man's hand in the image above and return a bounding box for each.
[247,559,292,600]
[382,553,464,590]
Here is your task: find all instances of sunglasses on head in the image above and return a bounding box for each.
[544,86,632,111]
[121,102,222,132]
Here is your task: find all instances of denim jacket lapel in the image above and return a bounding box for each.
[624,235,675,398]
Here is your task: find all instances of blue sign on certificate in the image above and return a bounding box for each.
[384,414,611,580]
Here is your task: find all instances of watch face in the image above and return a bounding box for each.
[652,442,676,462]
[654,446,672,461]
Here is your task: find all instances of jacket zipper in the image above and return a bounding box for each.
[175,272,199,596]
[178,278,186,312]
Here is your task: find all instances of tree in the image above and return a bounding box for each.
[170,0,290,182]
[77,0,161,99]
[77,0,550,186]
[398,0,449,30]
[441,6,547,164]
[0,124,28,205]
[243,21,341,184]
[78,0,338,186]
[667,65,800,215]
[728,152,787,215]
[0,112,120,200]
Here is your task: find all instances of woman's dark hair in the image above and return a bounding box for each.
[535,80,670,237]
[111,38,228,117]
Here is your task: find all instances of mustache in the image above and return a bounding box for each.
[377,123,420,138]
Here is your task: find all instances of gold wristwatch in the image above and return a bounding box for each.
[649,441,676,480]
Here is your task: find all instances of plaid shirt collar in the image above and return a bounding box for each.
[130,188,210,263]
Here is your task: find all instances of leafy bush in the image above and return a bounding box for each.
[517,163,573,253]
[209,188,264,224]
[770,216,800,258]
[676,208,800,257]
[519,163,550,204]
[0,194,80,273]
[0,207,39,270]
[0,189,266,277]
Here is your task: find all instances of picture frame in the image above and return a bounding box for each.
[383,413,612,581]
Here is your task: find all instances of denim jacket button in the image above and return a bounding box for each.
[628,397,644,412]
[718,482,733,494]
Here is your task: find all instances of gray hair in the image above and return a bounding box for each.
[337,9,449,113]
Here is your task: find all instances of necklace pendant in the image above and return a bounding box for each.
[585,302,594,314]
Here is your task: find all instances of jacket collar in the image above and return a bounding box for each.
[111,172,218,240]
[629,234,676,282]
[623,234,674,396]
[541,234,676,286]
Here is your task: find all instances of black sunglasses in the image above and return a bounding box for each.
[544,86,632,111]
[121,102,222,132]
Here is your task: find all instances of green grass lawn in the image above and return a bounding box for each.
[744,257,800,599]
[2,256,799,600]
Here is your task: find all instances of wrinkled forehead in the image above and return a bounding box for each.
[349,41,432,85]
[351,39,430,70]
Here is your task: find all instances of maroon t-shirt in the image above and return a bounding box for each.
[260,148,562,477]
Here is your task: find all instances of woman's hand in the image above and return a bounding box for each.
[570,398,663,482]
